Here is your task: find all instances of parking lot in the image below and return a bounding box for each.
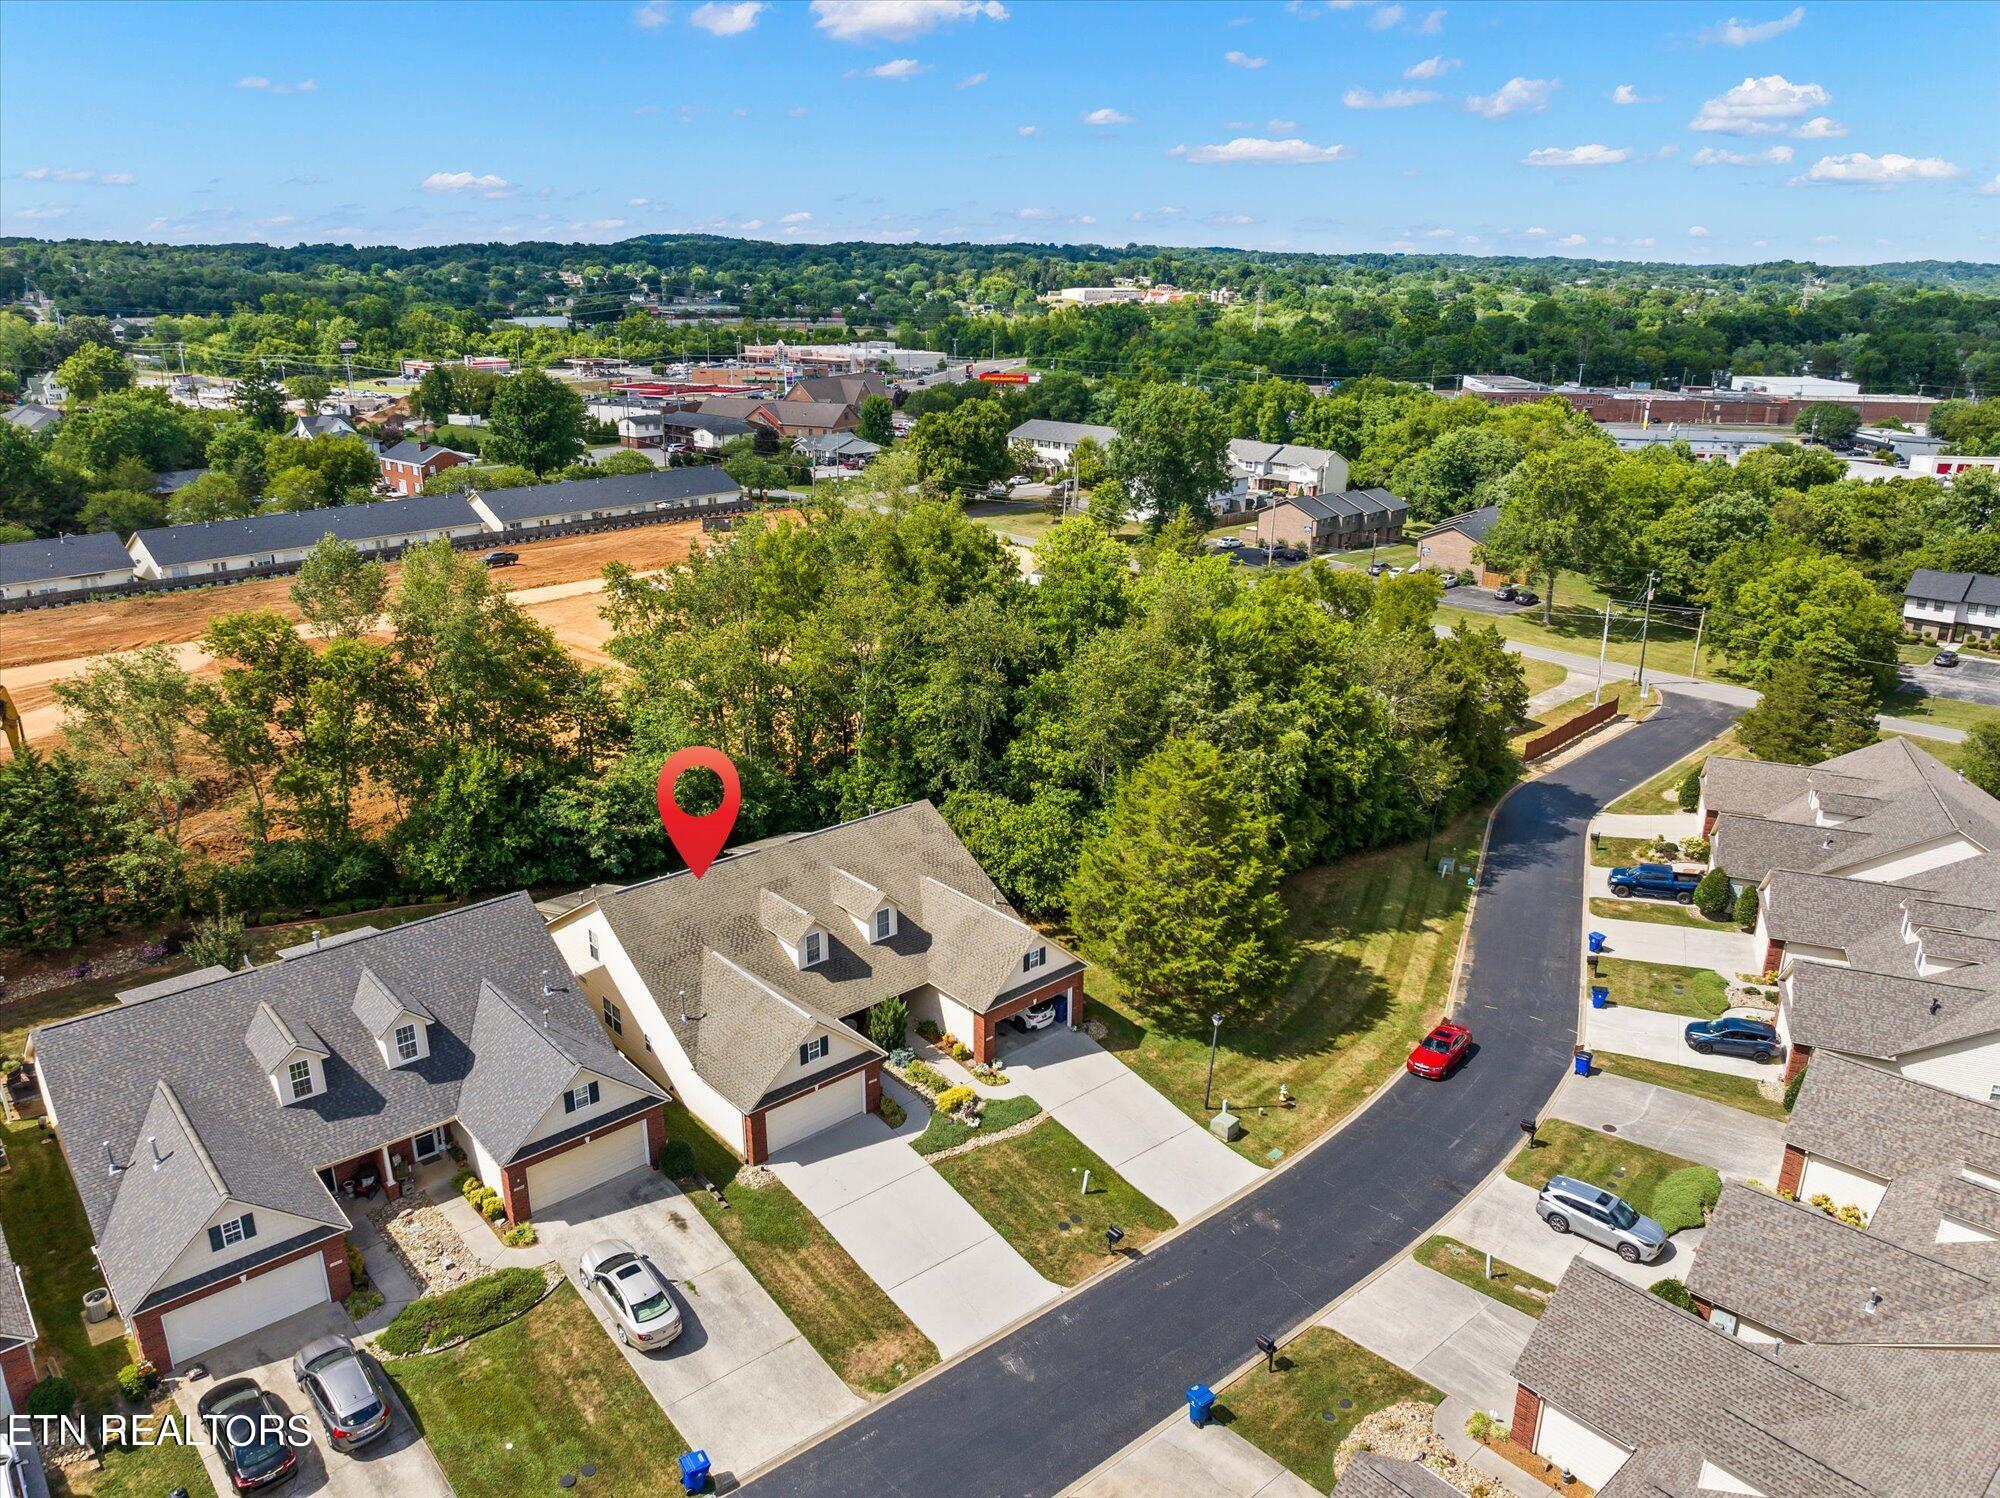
[1439,584,1537,616]
[1899,651,2000,706]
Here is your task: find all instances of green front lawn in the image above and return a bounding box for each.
[1593,958,1731,1018]
[1412,1235,1555,1319]
[932,1120,1172,1284]
[1087,813,1483,1165]
[1517,657,1570,698]
[1214,1328,1442,1492]
[48,1417,210,1498]
[1882,688,2000,735]
[659,1103,936,1395]
[1507,1118,1703,1224]
[1591,1052,1789,1121]
[1589,896,1721,930]
[388,1284,685,1497]
[1589,836,1655,869]
[1442,568,1724,681]
[912,1095,1042,1155]
[1604,728,1739,815]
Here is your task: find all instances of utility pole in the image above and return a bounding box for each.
[1593,599,1612,706]
[1634,572,1658,705]
[1690,606,1709,682]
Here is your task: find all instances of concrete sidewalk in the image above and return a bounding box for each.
[1527,671,1597,715]
[1586,915,1763,976]
[1323,1259,1534,1413]
[1073,1414,1318,1498]
[1548,1071,1786,1181]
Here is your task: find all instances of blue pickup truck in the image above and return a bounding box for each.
[1607,862,1702,903]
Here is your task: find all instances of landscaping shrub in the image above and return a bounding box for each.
[377,1266,546,1355]
[902,1060,949,1097]
[658,1140,697,1179]
[1783,1061,1807,1112]
[934,1085,978,1116]
[1649,1278,1695,1311]
[478,1191,507,1222]
[1650,1165,1723,1233]
[502,1222,538,1247]
[1682,835,1710,861]
[916,1020,942,1043]
[345,1287,385,1321]
[866,995,909,1052]
[346,1241,369,1290]
[879,1095,906,1128]
[117,1363,149,1402]
[26,1377,75,1417]
[452,1170,478,1198]
[1677,767,1703,811]
[1693,868,1733,920]
[1735,884,1759,932]
[950,1041,972,1062]
[1464,1410,1494,1443]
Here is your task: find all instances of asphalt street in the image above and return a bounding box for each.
[749,690,1740,1498]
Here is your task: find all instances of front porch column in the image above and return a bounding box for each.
[381,1143,400,1201]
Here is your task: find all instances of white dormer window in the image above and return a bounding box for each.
[562,1080,601,1114]
[804,930,824,966]
[873,907,894,942]
[288,1059,315,1100]
[800,1036,829,1066]
[394,1023,419,1063]
[1024,946,1048,973]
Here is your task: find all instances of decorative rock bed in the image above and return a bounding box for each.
[1334,1401,1492,1496]
[923,1109,1048,1162]
[364,1191,479,1296]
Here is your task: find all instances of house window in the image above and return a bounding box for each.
[873,908,893,941]
[587,928,599,961]
[288,1059,314,1099]
[603,999,623,1035]
[210,1212,257,1251]
[562,1080,601,1114]
[804,931,824,966]
[799,1036,830,1066]
[394,1024,420,1063]
[1024,946,1048,973]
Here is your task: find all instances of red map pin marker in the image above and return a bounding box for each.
[657,747,741,878]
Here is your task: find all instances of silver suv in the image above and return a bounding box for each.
[1535,1175,1667,1263]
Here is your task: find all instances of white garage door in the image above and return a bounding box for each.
[765,1071,867,1154]
[524,1121,648,1213]
[161,1250,330,1367]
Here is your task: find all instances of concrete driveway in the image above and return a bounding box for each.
[536,1169,859,1474]
[1583,1004,1775,1079]
[1586,915,1763,975]
[996,1026,1262,1222]
[1439,1175,1699,1290]
[1324,1258,1535,1413]
[1590,811,1704,840]
[1548,1071,1785,1182]
[174,1304,450,1498]
[766,1087,1058,1357]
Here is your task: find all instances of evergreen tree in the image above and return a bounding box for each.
[1737,652,1879,765]
[234,363,286,432]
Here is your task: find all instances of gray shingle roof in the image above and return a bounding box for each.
[130,494,482,568]
[1786,1052,2000,1193]
[470,466,740,524]
[589,802,1083,1113]
[0,401,61,433]
[1009,418,1119,446]
[33,894,664,1313]
[116,966,234,1005]
[455,978,640,1163]
[0,1222,35,1349]
[658,411,754,437]
[1227,437,1343,472]
[379,439,469,466]
[351,966,435,1036]
[0,530,135,586]
[1783,961,1996,1058]
[244,1002,329,1073]
[1334,1452,1461,1496]
[1423,504,1500,543]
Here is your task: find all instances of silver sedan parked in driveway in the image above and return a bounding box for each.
[293,1334,393,1451]
[1535,1175,1667,1263]
[579,1238,685,1350]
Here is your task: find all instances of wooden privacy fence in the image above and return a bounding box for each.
[1523,699,1621,761]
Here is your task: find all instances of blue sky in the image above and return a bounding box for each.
[3,0,1995,264]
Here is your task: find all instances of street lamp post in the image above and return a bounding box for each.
[1203,1011,1224,1110]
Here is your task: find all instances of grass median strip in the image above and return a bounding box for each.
[1593,957,1731,1018]
[931,1119,1171,1284]
[1214,1328,1442,1493]
[388,1283,685,1498]
[912,1095,1042,1155]
[1591,1051,1789,1121]
[1412,1235,1555,1319]
[1589,896,1724,930]
[660,1103,937,1396]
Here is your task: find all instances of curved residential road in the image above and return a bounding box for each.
[751,691,1741,1498]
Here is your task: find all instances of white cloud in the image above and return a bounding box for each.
[260,214,297,227]
[1404,55,1458,79]
[690,1,764,34]
[14,206,70,219]
[588,218,630,231]
[1630,236,1657,247]
[20,167,134,185]
[628,196,654,206]
[957,71,987,87]
[1017,124,1039,136]
[1687,224,1710,236]
[237,75,316,93]
[1422,227,1455,237]
[1521,143,1629,167]
[421,171,515,197]
[1015,206,1056,219]
[1370,3,1405,29]
[1418,7,1444,32]
[1691,144,1793,165]
[1702,5,1805,45]
[1798,152,1962,185]
[1793,115,1845,138]
[1075,213,1096,225]
[1466,76,1555,118]
[100,171,136,185]
[780,210,813,223]
[1522,225,1548,236]
[1208,213,1255,225]
[1557,233,1587,246]
[1813,233,1838,244]
[1982,174,2000,196]
[1083,107,1134,125]
[789,105,809,116]
[1611,83,1656,105]
[1343,87,1437,108]
[1689,75,1829,135]
[1657,143,1680,158]
[1173,136,1355,165]
[858,57,923,79]
[1267,118,1299,131]
[634,1,671,25]
[810,0,1007,42]
[1225,50,1266,68]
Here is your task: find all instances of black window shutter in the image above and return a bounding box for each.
[208,1224,224,1252]
[798,1042,809,1066]
[563,1090,576,1113]
[588,1080,600,1105]
[241,1212,257,1240]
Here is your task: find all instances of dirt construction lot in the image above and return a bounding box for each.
[1,519,707,748]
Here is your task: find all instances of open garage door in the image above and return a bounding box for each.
[160,1249,330,1368]
[524,1120,648,1213]
[765,1071,866,1154]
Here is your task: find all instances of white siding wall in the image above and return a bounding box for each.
[160,1201,332,1289]
[1831,835,1984,884]
[1535,1402,1631,1489]
[1784,942,1849,968]
[1897,1031,2000,1102]
[515,1070,652,1157]
[1797,1156,1889,1218]
[467,1128,506,1197]
[1938,1215,1997,1245]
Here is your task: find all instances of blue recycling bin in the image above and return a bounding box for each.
[1186,1383,1216,1427]
[1587,931,1607,955]
[1573,1048,1593,1077]
[1590,986,1609,1009]
[678,1449,711,1493]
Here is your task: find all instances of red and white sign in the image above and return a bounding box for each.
[975,370,1038,385]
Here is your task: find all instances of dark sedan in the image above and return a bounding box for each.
[1683,1016,1782,1062]
[196,1378,300,1491]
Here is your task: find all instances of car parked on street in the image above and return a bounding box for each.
[293,1334,393,1452]
[1010,998,1059,1033]
[579,1239,685,1350]
[1405,1020,1471,1079]
[1535,1175,1667,1264]
[1683,1015,1782,1062]
[1607,862,1702,903]
[196,1377,300,1491]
